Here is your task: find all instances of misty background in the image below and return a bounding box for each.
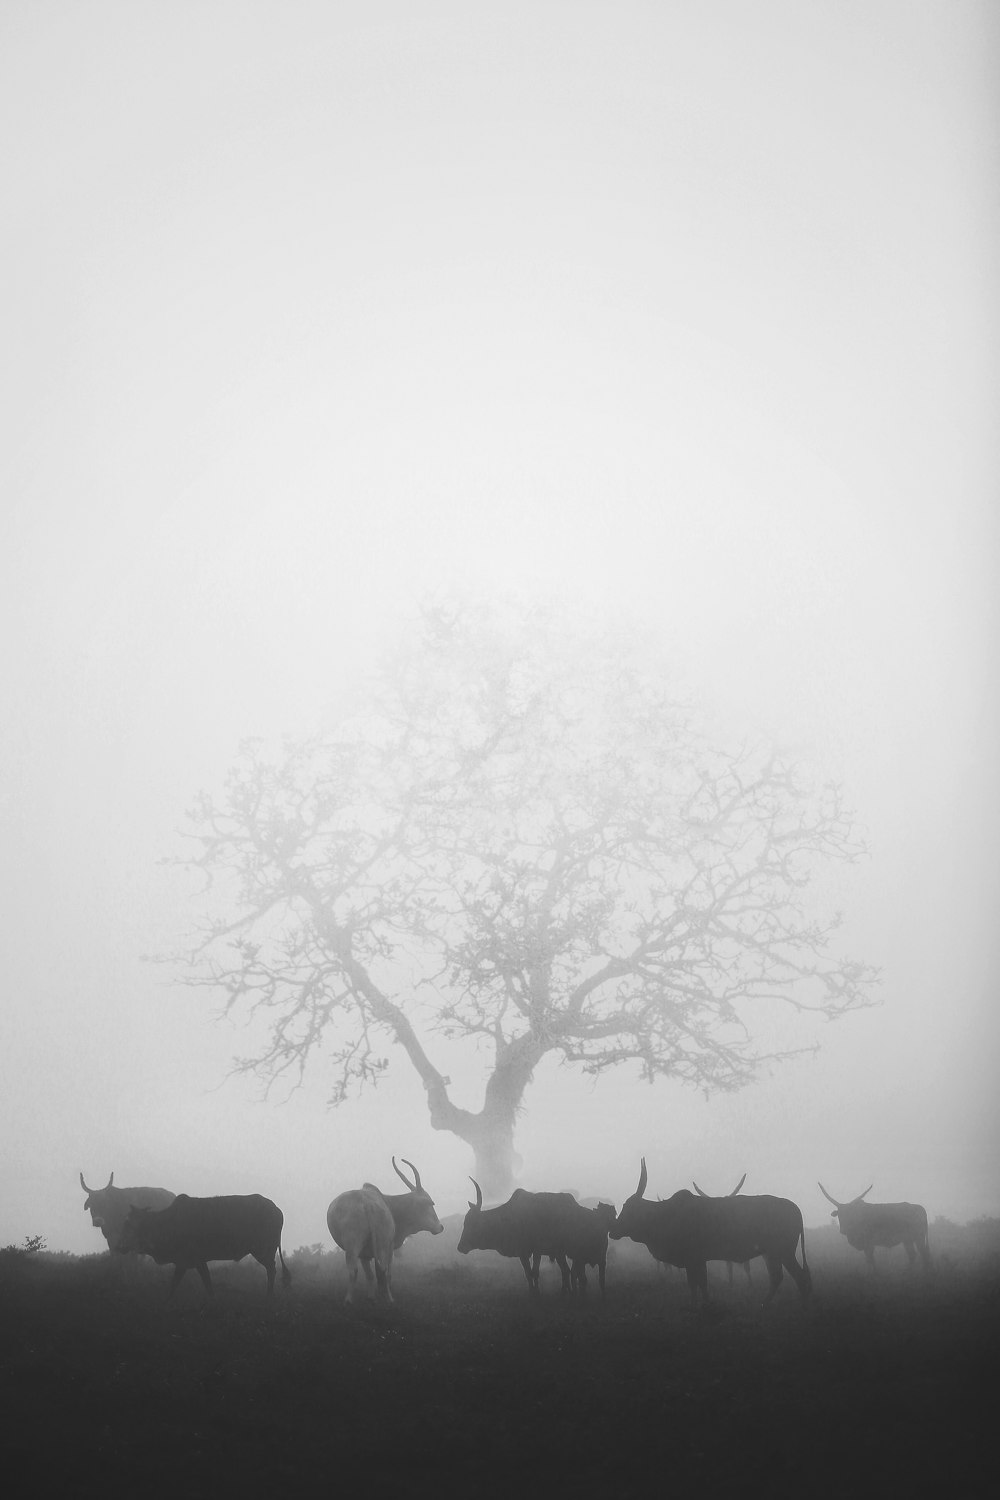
[2,1,997,1257]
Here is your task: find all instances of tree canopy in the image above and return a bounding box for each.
[173,599,877,1195]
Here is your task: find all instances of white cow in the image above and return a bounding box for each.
[327,1158,444,1303]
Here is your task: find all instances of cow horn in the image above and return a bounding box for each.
[636,1158,647,1199]
[817,1182,842,1208]
[400,1157,422,1192]
[392,1156,417,1191]
[692,1180,708,1197]
[469,1177,483,1211]
[854,1184,874,1204]
[731,1173,746,1195]
[80,1172,112,1194]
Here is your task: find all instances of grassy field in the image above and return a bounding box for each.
[2,1219,996,1498]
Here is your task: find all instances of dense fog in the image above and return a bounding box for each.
[2,2,997,1259]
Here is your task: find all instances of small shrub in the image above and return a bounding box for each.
[0,1234,47,1266]
[3,1233,46,1256]
[290,1243,330,1262]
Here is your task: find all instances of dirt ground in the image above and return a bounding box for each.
[2,1234,996,1499]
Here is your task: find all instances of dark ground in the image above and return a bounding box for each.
[2,1221,997,1499]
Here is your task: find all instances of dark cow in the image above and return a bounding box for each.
[611,1158,811,1306]
[119,1193,291,1298]
[818,1183,932,1271]
[530,1199,618,1296]
[563,1201,618,1296]
[458,1181,607,1295]
[327,1157,444,1303]
[692,1175,752,1285]
[80,1171,175,1253]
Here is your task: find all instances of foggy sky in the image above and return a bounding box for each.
[2,1,997,1256]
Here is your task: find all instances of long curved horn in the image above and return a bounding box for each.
[853,1184,874,1204]
[399,1157,422,1192]
[636,1158,648,1199]
[80,1172,112,1194]
[468,1177,483,1211]
[692,1180,708,1197]
[392,1156,417,1191]
[817,1182,842,1208]
[731,1173,746,1196]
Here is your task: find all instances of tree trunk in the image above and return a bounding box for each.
[421,1033,542,1201]
[351,964,544,1200]
[461,1035,541,1199]
[468,1121,523,1201]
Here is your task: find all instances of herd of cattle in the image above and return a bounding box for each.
[78,1159,933,1306]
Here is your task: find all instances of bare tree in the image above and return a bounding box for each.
[171,599,877,1197]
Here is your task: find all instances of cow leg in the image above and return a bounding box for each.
[556,1253,572,1294]
[375,1249,394,1304]
[344,1251,361,1304]
[195,1262,213,1298]
[167,1264,188,1301]
[781,1255,811,1301]
[903,1240,917,1269]
[520,1254,538,1293]
[865,1248,877,1273]
[262,1255,276,1295]
[360,1256,377,1300]
[598,1256,606,1297]
[761,1255,784,1306]
[685,1264,707,1305]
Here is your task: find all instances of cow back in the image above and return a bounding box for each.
[649,1191,803,1266]
[327,1187,395,1262]
[841,1201,929,1249]
[465,1190,591,1258]
[144,1194,282,1264]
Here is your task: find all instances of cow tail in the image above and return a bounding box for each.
[798,1221,813,1294]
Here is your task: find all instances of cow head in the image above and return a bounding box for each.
[592,1202,618,1233]
[456,1178,487,1255]
[389,1157,444,1242]
[80,1171,124,1250]
[80,1171,113,1219]
[818,1182,873,1237]
[608,1158,650,1241]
